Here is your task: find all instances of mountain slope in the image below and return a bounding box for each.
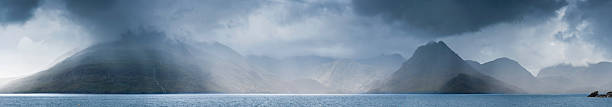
[474,58,536,91]
[371,41,518,93]
[0,77,17,89]
[2,32,270,93]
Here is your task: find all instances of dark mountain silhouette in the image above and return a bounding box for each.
[370,41,518,93]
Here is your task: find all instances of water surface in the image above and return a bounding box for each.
[0,94,610,107]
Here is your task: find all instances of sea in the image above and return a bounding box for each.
[0,94,610,107]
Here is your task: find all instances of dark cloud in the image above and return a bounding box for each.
[0,0,41,24]
[352,0,567,37]
[563,0,612,57]
[62,0,261,43]
[62,0,158,42]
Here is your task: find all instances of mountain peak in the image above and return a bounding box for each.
[422,41,450,50]
[488,57,518,64]
[482,57,529,74]
[408,41,463,64]
[415,41,454,54]
[478,57,535,89]
[373,41,519,93]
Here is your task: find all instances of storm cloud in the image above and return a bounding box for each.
[62,0,261,43]
[352,0,567,37]
[562,0,612,57]
[0,0,41,24]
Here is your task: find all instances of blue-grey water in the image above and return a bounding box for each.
[0,94,610,107]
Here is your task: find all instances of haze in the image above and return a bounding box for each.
[1,0,611,93]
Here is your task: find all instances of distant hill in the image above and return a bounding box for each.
[1,31,271,93]
[536,62,612,93]
[470,58,536,92]
[370,41,518,94]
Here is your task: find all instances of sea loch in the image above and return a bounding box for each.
[0,94,610,107]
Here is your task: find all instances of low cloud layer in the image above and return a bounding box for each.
[0,0,41,24]
[352,0,567,37]
[209,0,423,58]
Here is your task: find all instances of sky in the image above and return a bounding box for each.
[0,0,611,78]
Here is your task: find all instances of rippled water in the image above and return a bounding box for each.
[0,94,610,107]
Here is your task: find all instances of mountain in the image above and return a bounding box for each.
[536,64,587,93]
[370,41,518,93]
[536,62,612,93]
[464,60,481,69]
[471,58,536,91]
[583,62,612,81]
[537,64,586,79]
[1,31,271,93]
[538,62,612,80]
